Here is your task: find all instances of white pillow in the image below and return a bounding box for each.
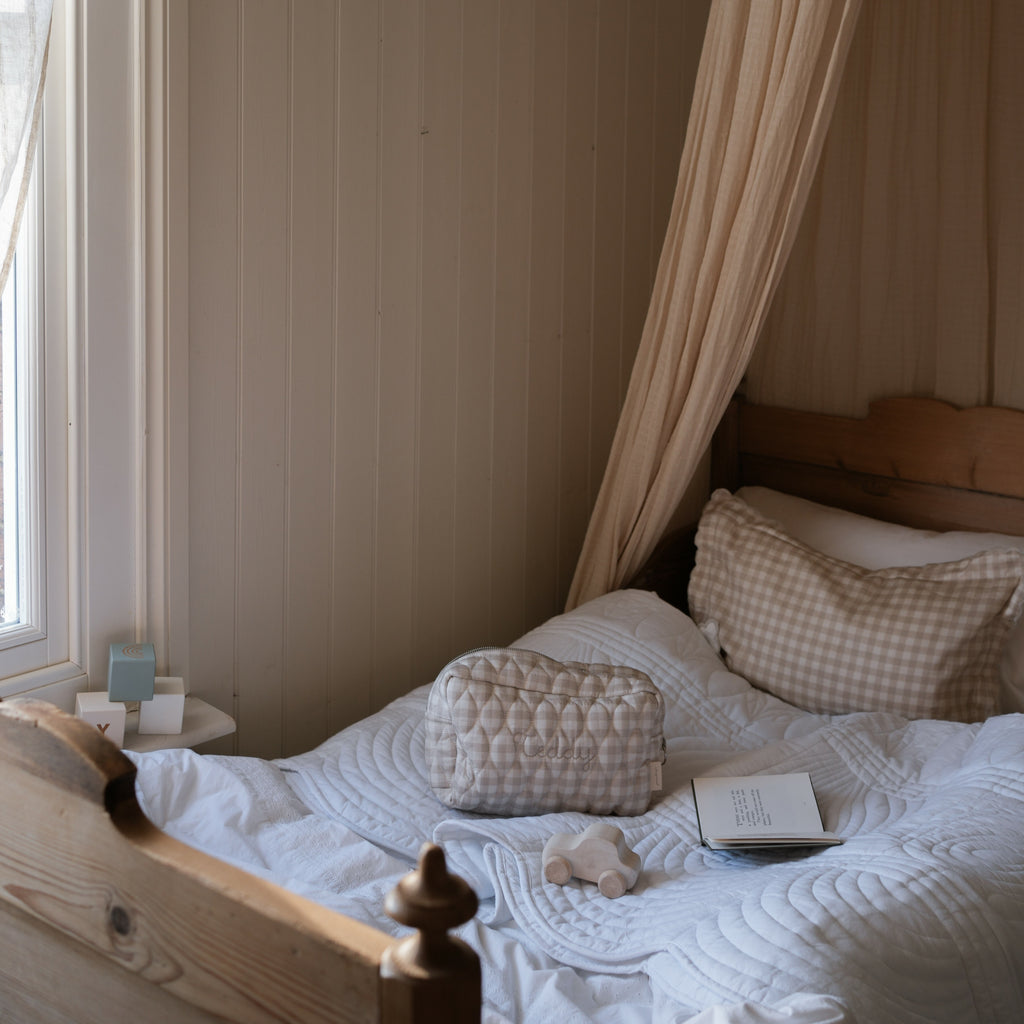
[736,486,1024,713]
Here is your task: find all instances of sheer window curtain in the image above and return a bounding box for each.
[0,0,52,294]
[566,0,862,610]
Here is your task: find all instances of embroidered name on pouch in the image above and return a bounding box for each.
[513,731,596,771]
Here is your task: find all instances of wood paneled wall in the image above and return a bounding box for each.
[180,0,710,756]
[748,0,1024,417]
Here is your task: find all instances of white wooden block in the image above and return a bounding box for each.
[75,691,127,748]
[542,823,642,898]
[138,676,186,734]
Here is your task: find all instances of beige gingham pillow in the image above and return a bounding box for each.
[688,490,1024,722]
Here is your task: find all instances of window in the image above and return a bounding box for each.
[0,0,76,695]
[0,163,38,635]
[0,0,177,706]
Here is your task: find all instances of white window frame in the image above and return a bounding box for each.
[1,165,43,643]
[0,0,76,697]
[1,0,180,709]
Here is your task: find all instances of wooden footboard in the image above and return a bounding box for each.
[0,698,480,1024]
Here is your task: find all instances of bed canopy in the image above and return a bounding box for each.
[567,0,862,608]
[568,0,1024,609]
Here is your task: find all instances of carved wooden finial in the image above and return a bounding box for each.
[385,843,477,935]
[381,843,481,1023]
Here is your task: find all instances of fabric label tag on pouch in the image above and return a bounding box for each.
[649,760,663,792]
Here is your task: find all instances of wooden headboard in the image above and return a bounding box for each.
[711,396,1024,536]
[629,396,1024,608]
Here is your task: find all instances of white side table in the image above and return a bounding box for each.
[123,696,236,752]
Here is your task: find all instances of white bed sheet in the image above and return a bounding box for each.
[130,591,1024,1023]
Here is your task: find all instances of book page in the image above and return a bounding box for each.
[692,772,836,844]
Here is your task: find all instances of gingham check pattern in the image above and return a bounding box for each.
[689,491,1024,722]
[425,648,665,816]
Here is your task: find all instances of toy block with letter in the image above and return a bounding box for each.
[75,691,127,748]
[108,641,156,701]
[138,676,186,735]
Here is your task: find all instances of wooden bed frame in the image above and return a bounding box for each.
[711,396,1024,534]
[3,396,1023,1023]
[0,699,480,1023]
[632,396,1024,608]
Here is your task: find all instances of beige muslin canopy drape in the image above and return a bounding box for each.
[0,0,51,294]
[566,0,863,610]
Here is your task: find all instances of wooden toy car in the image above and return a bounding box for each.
[542,822,642,898]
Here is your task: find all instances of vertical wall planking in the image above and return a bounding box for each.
[557,0,599,597]
[450,0,500,655]
[373,0,422,710]
[989,0,1024,405]
[620,1,658,405]
[748,0,1022,418]
[80,2,140,682]
[235,1,290,755]
[415,0,464,678]
[283,0,338,755]
[589,0,629,511]
[652,1,686,249]
[522,0,568,619]
[164,1,191,686]
[931,0,989,406]
[180,0,706,756]
[329,0,381,736]
[187,0,241,732]
[488,2,534,644]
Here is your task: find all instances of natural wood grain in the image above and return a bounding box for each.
[739,398,1024,500]
[733,398,1024,535]
[0,899,227,1024]
[738,458,1024,536]
[381,845,481,1023]
[0,699,480,1024]
[635,396,1024,607]
[0,700,384,1023]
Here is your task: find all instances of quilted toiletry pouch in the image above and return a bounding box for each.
[425,647,666,816]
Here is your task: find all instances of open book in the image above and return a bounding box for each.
[691,772,842,850]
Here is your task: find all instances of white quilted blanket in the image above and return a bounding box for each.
[134,591,1024,1023]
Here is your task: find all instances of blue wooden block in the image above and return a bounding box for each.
[108,642,156,701]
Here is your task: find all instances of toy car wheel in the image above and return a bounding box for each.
[598,869,627,899]
[544,855,573,886]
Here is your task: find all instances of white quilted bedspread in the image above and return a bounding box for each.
[133,591,1024,1024]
